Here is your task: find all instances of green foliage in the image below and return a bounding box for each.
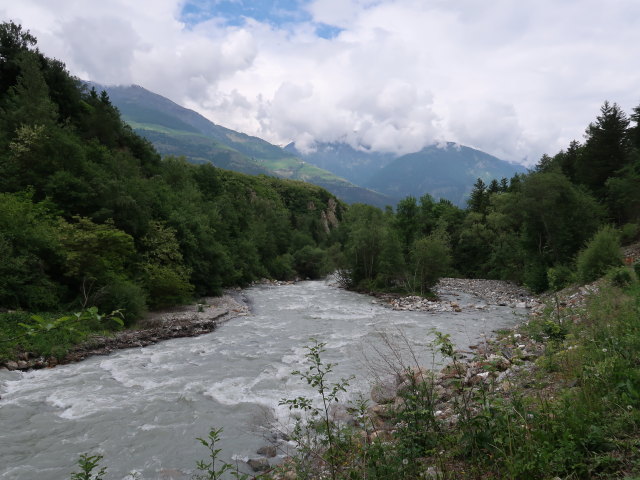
[621,222,640,243]
[293,245,326,279]
[607,266,637,288]
[193,427,253,480]
[70,454,106,480]
[0,192,62,309]
[280,339,354,480]
[0,20,344,348]
[547,265,574,292]
[94,279,146,325]
[139,221,193,309]
[0,308,123,361]
[576,225,623,284]
[408,232,452,294]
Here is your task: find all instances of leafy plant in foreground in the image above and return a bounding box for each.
[70,454,106,480]
[280,338,354,480]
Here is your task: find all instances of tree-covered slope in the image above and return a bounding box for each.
[0,22,345,329]
[95,84,393,208]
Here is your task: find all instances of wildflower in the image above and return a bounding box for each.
[403,458,409,465]
[602,348,608,353]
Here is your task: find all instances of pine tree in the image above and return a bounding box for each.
[576,101,631,196]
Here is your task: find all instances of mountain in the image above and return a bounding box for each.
[364,143,528,206]
[289,140,527,207]
[94,84,392,208]
[284,142,396,186]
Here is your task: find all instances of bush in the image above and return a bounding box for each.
[293,245,327,279]
[409,233,452,294]
[268,253,295,280]
[523,259,549,293]
[576,226,623,284]
[94,278,146,325]
[547,265,575,291]
[142,264,194,310]
[620,222,640,244]
[606,266,637,288]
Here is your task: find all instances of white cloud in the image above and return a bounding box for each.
[3,0,640,165]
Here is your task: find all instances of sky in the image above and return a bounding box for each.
[2,0,639,165]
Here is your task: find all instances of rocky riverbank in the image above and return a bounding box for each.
[369,277,543,313]
[0,293,250,372]
[271,279,604,479]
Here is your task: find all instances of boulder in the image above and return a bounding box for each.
[486,354,510,371]
[257,445,277,458]
[247,457,270,472]
[369,403,393,419]
[370,376,398,404]
[4,361,18,371]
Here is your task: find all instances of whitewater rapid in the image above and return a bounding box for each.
[0,280,525,479]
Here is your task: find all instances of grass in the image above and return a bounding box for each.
[0,309,122,363]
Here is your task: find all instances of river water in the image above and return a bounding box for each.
[0,280,524,479]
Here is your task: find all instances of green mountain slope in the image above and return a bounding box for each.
[364,143,527,206]
[95,84,392,207]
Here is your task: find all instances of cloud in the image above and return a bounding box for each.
[3,0,640,165]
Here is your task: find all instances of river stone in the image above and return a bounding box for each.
[329,403,355,425]
[370,375,398,404]
[247,457,270,472]
[257,445,277,458]
[5,361,18,370]
[487,354,510,371]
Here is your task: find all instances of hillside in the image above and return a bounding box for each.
[365,143,527,206]
[287,141,526,207]
[97,84,393,208]
[284,141,396,185]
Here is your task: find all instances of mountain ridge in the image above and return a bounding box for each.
[289,140,527,206]
[91,83,394,208]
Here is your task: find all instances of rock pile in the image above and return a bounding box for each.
[438,278,538,306]
[365,330,545,434]
[372,278,542,313]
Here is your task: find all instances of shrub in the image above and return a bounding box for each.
[620,222,640,244]
[95,278,146,325]
[606,266,637,288]
[547,265,575,291]
[293,245,327,279]
[576,226,623,284]
[142,264,193,310]
[524,259,548,293]
[267,253,295,280]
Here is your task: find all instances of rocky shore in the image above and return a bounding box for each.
[370,277,543,313]
[0,293,250,372]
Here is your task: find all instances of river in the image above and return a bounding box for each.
[0,280,525,479]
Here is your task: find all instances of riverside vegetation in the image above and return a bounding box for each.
[1,20,640,478]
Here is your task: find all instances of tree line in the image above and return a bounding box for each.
[336,102,640,293]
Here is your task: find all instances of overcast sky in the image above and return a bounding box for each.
[2,0,639,165]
